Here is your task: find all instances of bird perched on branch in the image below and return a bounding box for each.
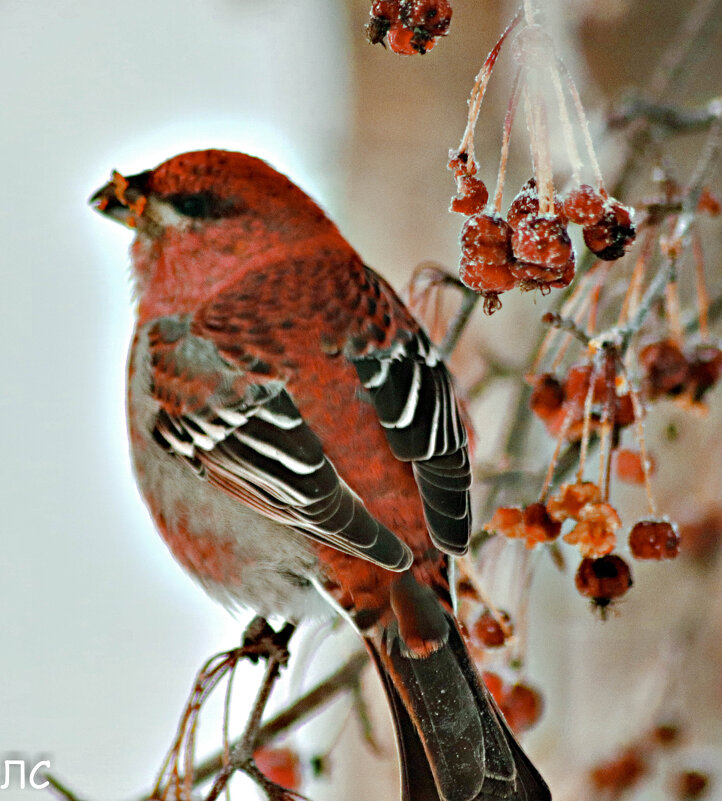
[91,149,551,801]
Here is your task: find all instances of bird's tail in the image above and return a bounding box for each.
[365,615,551,801]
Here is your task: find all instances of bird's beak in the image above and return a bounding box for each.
[89,169,152,228]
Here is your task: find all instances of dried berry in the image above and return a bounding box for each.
[564,501,621,557]
[563,184,606,225]
[547,482,601,522]
[651,723,681,746]
[583,199,636,260]
[485,506,524,538]
[575,554,633,606]
[639,339,689,398]
[511,215,572,268]
[628,519,680,560]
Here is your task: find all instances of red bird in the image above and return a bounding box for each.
[91,149,551,801]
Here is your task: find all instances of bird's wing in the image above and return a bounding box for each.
[145,314,412,572]
[349,269,472,556]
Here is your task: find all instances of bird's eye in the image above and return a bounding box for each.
[169,193,213,218]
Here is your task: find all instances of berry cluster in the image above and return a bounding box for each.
[366,0,452,55]
[449,13,637,313]
[452,171,636,314]
[529,360,635,440]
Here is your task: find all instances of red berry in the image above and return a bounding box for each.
[254,747,302,791]
[506,178,566,230]
[399,0,452,37]
[639,339,689,398]
[575,554,633,606]
[367,0,400,43]
[472,610,510,648]
[651,723,681,746]
[530,374,564,421]
[386,21,419,54]
[614,393,635,427]
[460,213,513,266]
[674,770,710,800]
[628,519,680,560]
[590,749,647,795]
[522,502,561,545]
[460,259,516,293]
[510,255,575,290]
[583,199,636,260]
[678,509,722,562]
[696,187,721,216]
[563,184,606,225]
[614,448,654,484]
[450,174,489,215]
[500,683,543,734]
[482,671,505,705]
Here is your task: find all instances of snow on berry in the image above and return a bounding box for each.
[399,0,452,37]
[547,482,602,522]
[563,184,606,226]
[511,215,572,269]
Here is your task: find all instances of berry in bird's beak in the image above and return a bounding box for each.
[89,169,151,228]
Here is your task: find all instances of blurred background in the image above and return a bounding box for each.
[1,1,720,800]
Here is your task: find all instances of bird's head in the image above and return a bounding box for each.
[90,149,331,237]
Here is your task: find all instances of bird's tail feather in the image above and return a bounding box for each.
[366,616,551,801]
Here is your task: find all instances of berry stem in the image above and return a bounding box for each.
[540,407,575,502]
[664,279,684,345]
[576,357,597,485]
[493,68,523,214]
[557,58,607,196]
[692,231,710,341]
[457,9,523,162]
[629,385,657,515]
[523,79,555,215]
[548,59,584,186]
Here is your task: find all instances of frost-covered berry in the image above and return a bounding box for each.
[511,215,572,269]
[563,184,606,226]
[575,554,633,607]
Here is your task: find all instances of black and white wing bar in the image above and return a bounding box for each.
[353,331,471,556]
[153,388,413,571]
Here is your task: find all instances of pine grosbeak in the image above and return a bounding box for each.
[90,150,550,801]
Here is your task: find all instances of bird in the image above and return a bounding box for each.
[90,149,552,801]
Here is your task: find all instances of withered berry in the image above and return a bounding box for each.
[583,199,636,260]
[639,339,689,398]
